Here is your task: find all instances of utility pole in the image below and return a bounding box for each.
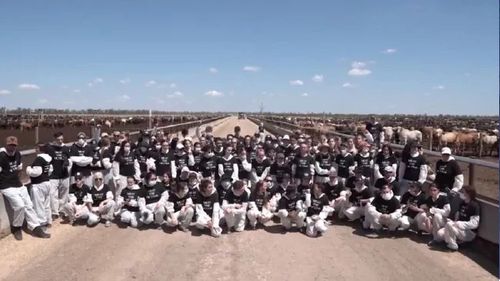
[259,102,264,117]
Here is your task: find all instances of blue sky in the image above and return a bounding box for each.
[0,0,498,115]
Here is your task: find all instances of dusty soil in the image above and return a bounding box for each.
[0,117,496,281]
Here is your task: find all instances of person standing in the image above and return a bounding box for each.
[27,143,54,228]
[48,132,71,219]
[0,136,50,240]
[69,132,94,187]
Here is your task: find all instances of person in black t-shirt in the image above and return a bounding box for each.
[305,183,332,237]
[141,172,169,226]
[334,144,355,185]
[61,173,92,225]
[398,181,427,231]
[27,142,54,227]
[430,147,464,194]
[431,185,480,251]
[87,171,116,227]
[398,142,427,196]
[343,174,373,221]
[291,142,315,185]
[222,180,249,232]
[48,131,71,217]
[247,180,274,229]
[373,166,400,197]
[116,176,146,228]
[415,183,450,240]
[166,177,195,232]
[277,184,307,231]
[364,184,402,232]
[194,179,222,237]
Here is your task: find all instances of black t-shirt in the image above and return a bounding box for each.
[120,187,145,212]
[403,154,426,181]
[199,156,217,178]
[236,157,251,180]
[270,185,287,198]
[174,154,189,173]
[216,185,231,204]
[324,181,345,201]
[69,144,94,177]
[191,151,202,172]
[195,191,219,217]
[375,154,397,176]
[435,160,462,191]
[48,145,70,179]
[307,193,330,217]
[456,200,480,231]
[135,149,149,175]
[349,187,373,207]
[335,154,355,178]
[224,190,249,205]
[374,178,400,195]
[270,162,291,183]
[153,151,173,177]
[218,156,237,178]
[400,191,427,218]
[115,152,136,177]
[354,153,372,178]
[278,194,299,212]
[252,158,271,177]
[371,196,401,214]
[69,183,91,205]
[249,191,269,211]
[29,155,52,184]
[168,191,190,212]
[424,194,449,209]
[89,184,111,207]
[143,183,167,205]
[292,154,315,178]
[315,153,334,175]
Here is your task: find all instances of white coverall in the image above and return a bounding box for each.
[27,154,54,225]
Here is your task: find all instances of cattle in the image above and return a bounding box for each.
[382,126,393,142]
[395,127,422,145]
[480,133,499,156]
[455,132,480,156]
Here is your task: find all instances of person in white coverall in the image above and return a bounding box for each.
[277,185,308,231]
[141,172,169,226]
[166,180,195,232]
[247,180,274,229]
[27,143,54,227]
[363,184,402,232]
[414,183,451,240]
[116,176,145,228]
[87,172,116,227]
[305,183,332,237]
[221,180,249,233]
[195,179,222,237]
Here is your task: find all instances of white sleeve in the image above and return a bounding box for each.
[260,167,271,181]
[373,164,383,179]
[242,159,251,172]
[68,193,77,204]
[48,164,53,176]
[232,163,239,182]
[134,160,141,181]
[171,160,177,179]
[389,208,402,220]
[112,161,120,180]
[195,203,210,219]
[248,201,258,210]
[70,156,93,167]
[188,153,195,166]
[452,174,464,192]
[26,166,43,177]
[218,163,224,178]
[102,158,112,170]
[319,205,332,220]
[146,157,156,171]
[106,191,114,200]
[457,215,480,230]
[418,164,427,184]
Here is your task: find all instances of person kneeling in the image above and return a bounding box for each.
[116,176,146,228]
[277,185,307,232]
[222,180,249,233]
[431,185,480,251]
[247,180,274,229]
[166,181,195,232]
[194,179,222,237]
[364,185,402,234]
[305,183,332,237]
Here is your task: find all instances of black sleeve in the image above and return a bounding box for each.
[278,197,286,210]
[31,156,44,167]
[452,160,462,176]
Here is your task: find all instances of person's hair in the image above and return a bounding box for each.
[234,126,241,133]
[145,172,157,182]
[181,128,188,136]
[200,179,212,193]
[255,180,265,191]
[312,183,323,193]
[380,184,391,191]
[126,176,136,183]
[233,180,245,190]
[202,145,213,153]
[252,180,269,205]
[463,185,477,201]
[53,132,64,138]
[381,144,393,155]
[428,182,438,191]
[100,138,110,147]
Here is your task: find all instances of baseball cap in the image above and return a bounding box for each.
[77,132,86,139]
[181,166,190,173]
[441,147,451,155]
[282,135,290,140]
[75,172,84,180]
[176,143,184,150]
[6,136,18,146]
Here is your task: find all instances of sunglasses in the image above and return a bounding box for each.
[94,178,103,181]
[265,179,272,182]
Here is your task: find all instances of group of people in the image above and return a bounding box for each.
[0,121,481,251]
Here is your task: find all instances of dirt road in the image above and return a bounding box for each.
[0,116,496,281]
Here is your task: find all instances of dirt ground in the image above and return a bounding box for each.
[0,116,497,281]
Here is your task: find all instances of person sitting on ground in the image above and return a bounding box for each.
[116,176,146,228]
[221,180,249,233]
[430,185,480,251]
[87,171,115,227]
[166,178,195,232]
[277,184,307,232]
[305,183,332,237]
[414,183,450,239]
[141,172,169,226]
[323,169,348,219]
[343,172,373,222]
[62,172,92,225]
[398,181,427,231]
[364,184,402,233]
[194,179,222,237]
[247,180,274,229]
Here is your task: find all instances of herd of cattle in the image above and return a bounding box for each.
[275,115,499,157]
[0,114,209,131]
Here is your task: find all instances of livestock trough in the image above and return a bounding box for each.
[249,115,499,247]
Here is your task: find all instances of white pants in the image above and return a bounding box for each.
[343,204,366,221]
[62,202,90,222]
[329,194,349,218]
[49,178,70,215]
[414,212,447,239]
[431,213,447,240]
[120,209,142,228]
[195,212,222,237]
[315,176,329,184]
[435,221,476,248]
[115,175,128,198]
[224,209,247,232]
[398,215,416,230]
[30,181,53,225]
[87,201,116,225]
[364,210,400,231]
[306,217,328,237]
[0,186,40,230]
[278,210,306,229]
[247,207,274,227]
[142,202,167,225]
[166,207,195,228]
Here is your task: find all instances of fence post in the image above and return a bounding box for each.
[479,137,483,158]
[468,163,475,187]
[35,126,39,144]
[429,132,433,151]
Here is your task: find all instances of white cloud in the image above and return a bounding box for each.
[289,80,304,86]
[73,89,81,93]
[0,89,11,95]
[342,82,355,88]
[312,74,324,83]
[167,91,184,98]
[145,80,157,87]
[301,93,309,97]
[88,78,103,87]
[433,85,445,90]
[18,83,40,90]
[119,78,131,84]
[170,83,177,89]
[38,98,48,104]
[120,94,131,101]
[209,67,218,74]
[351,61,367,69]
[382,48,397,54]
[205,90,223,97]
[243,66,261,72]
[348,61,372,76]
